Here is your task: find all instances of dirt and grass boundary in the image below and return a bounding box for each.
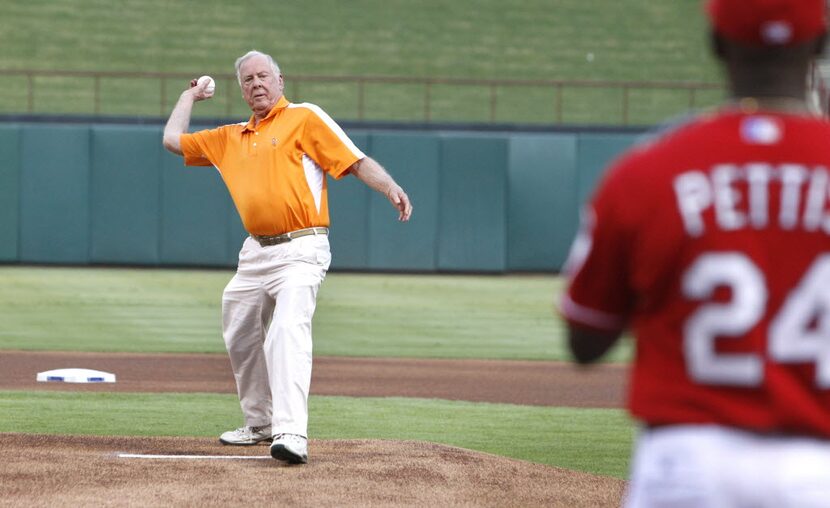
[0,351,629,507]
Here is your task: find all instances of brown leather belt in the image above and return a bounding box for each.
[251,227,329,247]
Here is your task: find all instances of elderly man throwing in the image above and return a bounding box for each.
[163,50,412,464]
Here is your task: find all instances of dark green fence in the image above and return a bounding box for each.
[0,122,640,272]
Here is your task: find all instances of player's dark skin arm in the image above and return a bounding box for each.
[567,326,621,364]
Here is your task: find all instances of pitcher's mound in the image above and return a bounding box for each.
[1,433,624,507]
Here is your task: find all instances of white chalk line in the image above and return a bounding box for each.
[118,453,271,460]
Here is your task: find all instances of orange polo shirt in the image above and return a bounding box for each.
[179,96,365,235]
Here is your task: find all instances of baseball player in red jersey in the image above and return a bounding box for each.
[559,0,830,505]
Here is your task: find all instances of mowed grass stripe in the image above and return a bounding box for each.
[0,266,632,360]
[0,390,634,478]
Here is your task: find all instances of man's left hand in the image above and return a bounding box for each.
[387,186,412,222]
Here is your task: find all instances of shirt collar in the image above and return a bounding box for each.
[242,96,290,132]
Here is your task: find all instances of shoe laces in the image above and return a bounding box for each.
[232,425,268,435]
[273,433,305,441]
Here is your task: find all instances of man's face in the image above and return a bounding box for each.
[239,55,284,116]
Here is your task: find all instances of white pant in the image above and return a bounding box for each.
[625,424,830,508]
[221,234,331,437]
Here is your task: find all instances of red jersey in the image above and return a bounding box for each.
[560,108,830,437]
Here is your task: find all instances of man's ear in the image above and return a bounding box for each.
[710,30,727,61]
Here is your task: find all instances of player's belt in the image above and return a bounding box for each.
[251,227,329,247]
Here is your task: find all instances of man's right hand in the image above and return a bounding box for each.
[188,78,215,102]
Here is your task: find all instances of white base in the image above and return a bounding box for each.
[36,368,116,383]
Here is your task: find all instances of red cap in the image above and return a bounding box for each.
[707,0,827,46]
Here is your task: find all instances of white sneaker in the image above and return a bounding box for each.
[270,433,308,464]
[219,425,272,445]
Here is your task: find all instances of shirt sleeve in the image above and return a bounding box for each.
[180,126,229,167]
[299,104,365,179]
[559,160,637,333]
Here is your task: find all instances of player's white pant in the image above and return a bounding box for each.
[625,424,830,508]
[221,234,331,437]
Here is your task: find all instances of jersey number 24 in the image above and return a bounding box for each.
[682,253,830,388]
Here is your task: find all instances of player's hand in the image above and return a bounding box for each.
[188,78,214,102]
[387,186,412,222]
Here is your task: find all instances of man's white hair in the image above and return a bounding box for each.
[234,50,281,87]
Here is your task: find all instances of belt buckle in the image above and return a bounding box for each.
[253,234,284,247]
[253,227,327,247]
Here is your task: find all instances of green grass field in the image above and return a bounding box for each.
[0,266,635,478]
[0,0,723,124]
[0,266,632,361]
[0,392,633,478]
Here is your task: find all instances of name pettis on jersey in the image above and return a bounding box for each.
[674,162,830,236]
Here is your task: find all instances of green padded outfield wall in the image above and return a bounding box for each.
[507,134,578,271]
[0,125,20,261]
[90,126,162,264]
[367,132,441,271]
[20,125,91,264]
[437,134,509,272]
[2,122,640,272]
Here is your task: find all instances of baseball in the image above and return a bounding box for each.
[197,75,215,96]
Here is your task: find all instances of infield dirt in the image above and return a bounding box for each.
[0,351,627,407]
[0,351,628,507]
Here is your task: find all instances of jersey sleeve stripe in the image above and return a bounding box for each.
[288,102,366,160]
[558,292,626,331]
